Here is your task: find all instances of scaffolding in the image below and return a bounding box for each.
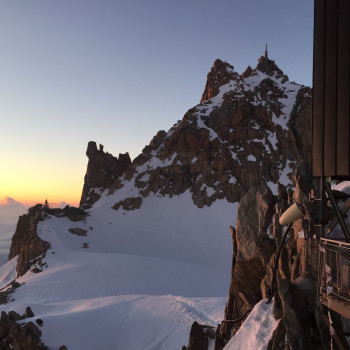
[319,237,350,318]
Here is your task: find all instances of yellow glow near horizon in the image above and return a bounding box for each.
[0,155,84,208]
[0,177,82,207]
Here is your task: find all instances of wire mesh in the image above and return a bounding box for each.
[319,238,350,303]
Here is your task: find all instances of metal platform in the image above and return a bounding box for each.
[319,238,350,318]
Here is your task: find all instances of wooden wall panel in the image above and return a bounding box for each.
[312,0,326,176]
[323,0,338,176]
[313,0,350,177]
[336,0,350,175]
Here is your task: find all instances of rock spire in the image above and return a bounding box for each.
[80,141,131,208]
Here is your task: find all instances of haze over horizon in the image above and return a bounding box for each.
[0,0,313,207]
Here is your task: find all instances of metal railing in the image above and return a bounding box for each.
[319,238,350,303]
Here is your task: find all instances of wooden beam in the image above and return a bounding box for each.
[321,293,350,319]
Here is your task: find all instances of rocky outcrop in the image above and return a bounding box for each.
[200,59,236,103]
[68,228,87,236]
[8,205,50,277]
[0,308,49,350]
[235,185,275,261]
[256,56,288,81]
[0,282,21,305]
[112,197,142,211]
[287,88,312,165]
[215,185,275,346]
[8,204,86,278]
[241,65,253,79]
[80,141,131,209]
[181,322,215,350]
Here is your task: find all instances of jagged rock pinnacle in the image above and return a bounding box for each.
[80,141,131,208]
[256,55,288,81]
[200,59,237,103]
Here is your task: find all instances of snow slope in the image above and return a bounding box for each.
[0,191,237,349]
[223,299,279,350]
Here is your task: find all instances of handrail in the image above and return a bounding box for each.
[321,237,350,247]
[319,238,350,304]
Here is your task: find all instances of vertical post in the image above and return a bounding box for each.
[315,177,326,238]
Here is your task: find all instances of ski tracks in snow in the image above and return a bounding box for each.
[224,299,279,350]
[170,296,224,326]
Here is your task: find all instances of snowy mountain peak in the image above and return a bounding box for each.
[255,55,288,81]
[200,56,289,106]
[95,57,312,211]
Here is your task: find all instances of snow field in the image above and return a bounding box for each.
[0,191,237,349]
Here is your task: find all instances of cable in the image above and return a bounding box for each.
[267,222,293,304]
[221,309,252,323]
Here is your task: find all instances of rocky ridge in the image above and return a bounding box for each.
[0,307,48,350]
[8,204,86,278]
[80,141,131,208]
[8,205,51,277]
[80,55,311,212]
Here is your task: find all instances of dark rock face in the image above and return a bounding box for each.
[241,65,253,79]
[215,185,275,346]
[0,309,49,350]
[68,228,88,236]
[24,307,35,319]
[200,59,236,103]
[80,141,131,208]
[8,206,50,277]
[182,321,215,350]
[235,185,275,261]
[256,56,288,81]
[112,197,143,211]
[287,87,312,165]
[0,282,20,305]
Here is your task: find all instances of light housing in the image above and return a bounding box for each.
[279,202,304,226]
